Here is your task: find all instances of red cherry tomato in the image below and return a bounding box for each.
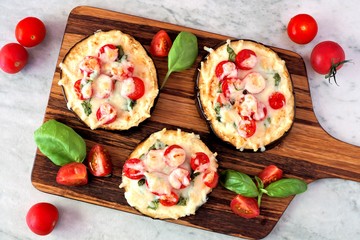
[87,144,113,177]
[310,41,347,84]
[26,202,59,236]
[56,162,88,186]
[0,43,28,74]
[98,44,118,62]
[215,60,237,80]
[159,191,179,207]
[163,144,186,167]
[15,17,46,47]
[202,170,219,188]
[268,92,286,110]
[230,195,260,219]
[96,103,117,124]
[190,152,210,172]
[221,78,232,98]
[79,56,101,77]
[127,77,145,100]
[257,165,283,186]
[238,116,256,138]
[235,49,257,70]
[168,168,191,189]
[74,79,93,100]
[150,30,172,57]
[287,14,318,44]
[123,158,145,180]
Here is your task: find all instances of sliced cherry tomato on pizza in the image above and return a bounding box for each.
[87,144,113,177]
[98,44,118,62]
[215,60,238,80]
[96,103,117,124]
[126,77,145,100]
[230,195,260,219]
[122,158,145,180]
[150,30,172,57]
[269,92,286,110]
[190,152,210,172]
[145,172,172,196]
[56,162,88,186]
[168,168,191,189]
[202,170,219,188]
[238,116,256,138]
[111,61,134,80]
[221,78,231,97]
[79,56,101,78]
[74,79,92,100]
[257,165,283,186]
[252,101,267,121]
[235,49,257,70]
[164,144,186,167]
[159,191,179,207]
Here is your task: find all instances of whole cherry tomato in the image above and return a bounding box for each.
[15,17,46,47]
[287,14,318,44]
[26,202,59,235]
[150,30,172,57]
[310,41,347,84]
[0,43,28,74]
[230,195,260,219]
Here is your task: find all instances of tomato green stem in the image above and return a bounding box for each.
[325,60,350,85]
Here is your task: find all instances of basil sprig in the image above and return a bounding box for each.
[220,168,307,207]
[161,31,198,89]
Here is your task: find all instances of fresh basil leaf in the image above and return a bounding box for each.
[161,31,198,89]
[227,45,236,62]
[148,199,159,210]
[274,73,281,87]
[177,196,187,206]
[265,178,307,198]
[138,179,145,186]
[149,139,167,151]
[116,45,125,61]
[34,119,87,166]
[81,100,92,116]
[219,170,259,197]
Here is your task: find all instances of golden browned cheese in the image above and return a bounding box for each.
[120,128,218,219]
[59,30,158,130]
[198,40,295,151]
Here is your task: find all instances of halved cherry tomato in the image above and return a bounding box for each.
[287,14,318,44]
[252,101,267,121]
[96,103,117,124]
[190,152,210,172]
[123,158,145,180]
[202,170,219,188]
[56,162,88,186]
[15,17,46,47]
[238,116,256,138]
[127,77,145,100]
[164,144,186,167]
[87,144,113,177]
[230,195,260,219]
[221,78,232,98]
[168,168,191,189]
[92,74,114,99]
[0,43,28,74]
[98,44,118,62]
[26,202,59,236]
[159,191,179,207]
[257,165,283,186]
[79,56,101,77]
[215,60,237,80]
[74,79,92,100]
[150,30,172,57]
[235,49,257,70]
[268,92,286,110]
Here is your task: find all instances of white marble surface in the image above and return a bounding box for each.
[0,0,359,239]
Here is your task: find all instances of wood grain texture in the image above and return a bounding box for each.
[31,6,360,240]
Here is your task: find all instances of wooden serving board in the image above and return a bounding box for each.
[31,6,360,239]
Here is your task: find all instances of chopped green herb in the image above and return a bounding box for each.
[214,102,221,122]
[264,117,271,128]
[191,171,200,180]
[127,99,136,111]
[227,45,236,62]
[138,179,145,186]
[148,199,159,210]
[177,196,188,206]
[274,73,281,87]
[116,45,125,61]
[81,100,92,116]
[149,139,167,151]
